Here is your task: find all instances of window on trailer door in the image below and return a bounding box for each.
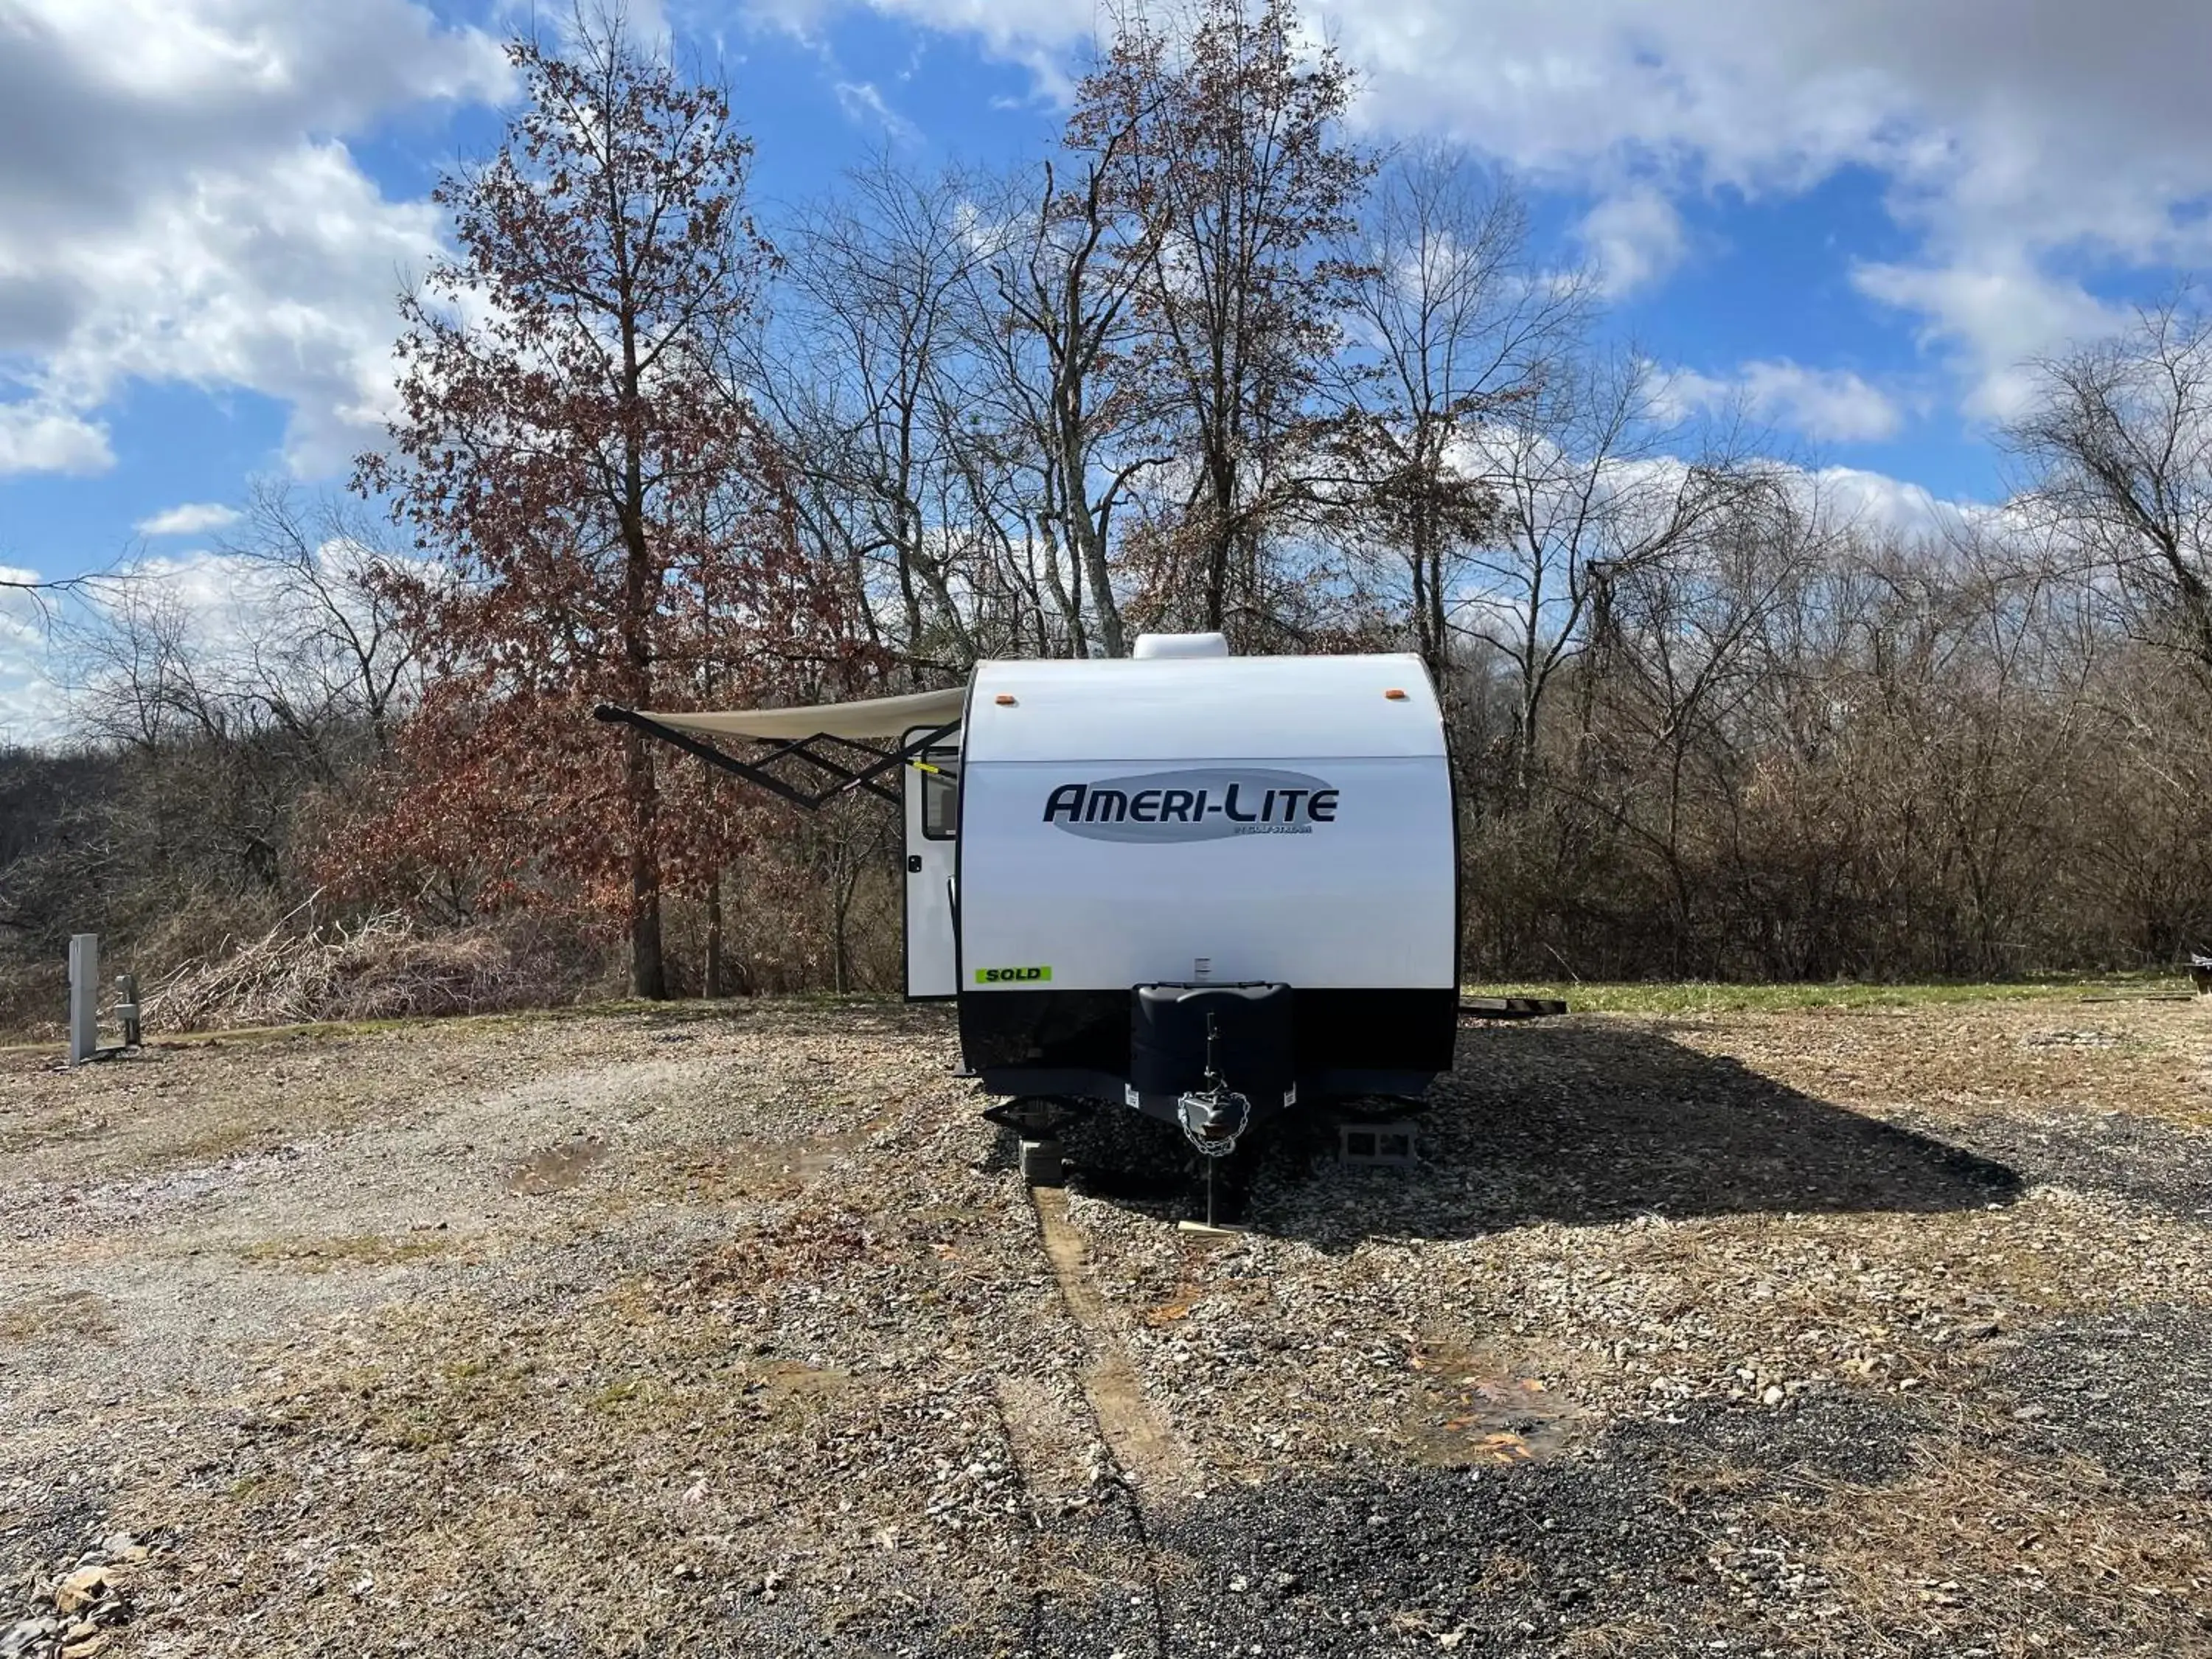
[920,746,959,839]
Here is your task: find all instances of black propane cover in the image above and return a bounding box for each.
[1130,983,1295,1098]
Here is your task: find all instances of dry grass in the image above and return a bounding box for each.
[1766,1443,2212,1656]
[0,1289,115,1345]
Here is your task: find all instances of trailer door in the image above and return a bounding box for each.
[902,732,959,1000]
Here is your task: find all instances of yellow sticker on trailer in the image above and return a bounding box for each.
[974,966,1052,984]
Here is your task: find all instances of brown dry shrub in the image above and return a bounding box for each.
[144,908,602,1032]
[0,955,64,1041]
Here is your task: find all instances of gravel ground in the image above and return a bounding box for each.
[3,994,2210,1658]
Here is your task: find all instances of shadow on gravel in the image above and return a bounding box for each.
[1896,1109,2212,1222]
[1057,1020,2021,1245]
[0,1485,112,1590]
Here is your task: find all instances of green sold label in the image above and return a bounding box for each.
[974,965,1052,984]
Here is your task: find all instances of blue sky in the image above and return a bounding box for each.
[4,0,2211,597]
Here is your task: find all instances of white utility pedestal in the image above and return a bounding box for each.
[68,933,100,1065]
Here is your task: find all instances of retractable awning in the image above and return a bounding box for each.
[593,686,964,812]
[620,686,966,742]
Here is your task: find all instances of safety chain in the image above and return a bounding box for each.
[1176,1087,1250,1158]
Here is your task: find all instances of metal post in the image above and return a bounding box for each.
[114,973,142,1049]
[68,933,99,1065]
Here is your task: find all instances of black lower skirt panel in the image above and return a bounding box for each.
[960,986,1457,1110]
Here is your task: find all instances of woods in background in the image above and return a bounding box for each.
[8,1,2212,1026]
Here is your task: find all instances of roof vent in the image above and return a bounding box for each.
[1131,632,1231,660]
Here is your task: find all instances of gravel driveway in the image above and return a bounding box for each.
[3,995,2208,1657]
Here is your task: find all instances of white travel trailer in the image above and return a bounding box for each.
[597,633,1461,1166]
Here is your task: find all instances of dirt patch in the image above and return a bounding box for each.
[1402,1340,1587,1469]
[505,1135,610,1194]
[1032,1184,1196,1499]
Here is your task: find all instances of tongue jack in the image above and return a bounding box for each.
[1176,1011,1253,1200]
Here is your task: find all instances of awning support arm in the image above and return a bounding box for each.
[804,720,963,804]
[593,705,960,813]
[594,705,823,810]
[746,728,930,793]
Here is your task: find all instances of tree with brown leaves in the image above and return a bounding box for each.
[355,16,861,998]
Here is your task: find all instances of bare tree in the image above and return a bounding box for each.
[1326,145,1591,689]
[58,567,295,898]
[1573,485,1820,970]
[1461,349,1760,793]
[1071,0,1374,638]
[221,482,420,762]
[757,157,990,675]
[64,577,223,755]
[967,155,1169,658]
[2008,291,2212,677]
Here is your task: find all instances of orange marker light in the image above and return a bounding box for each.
[994,693,1017,706]
[1384,688,1408,700]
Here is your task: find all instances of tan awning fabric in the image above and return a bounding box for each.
[632,686,966,742]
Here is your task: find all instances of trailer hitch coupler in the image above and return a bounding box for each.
[1176,1085,1251,1155]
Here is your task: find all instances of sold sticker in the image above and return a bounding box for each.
[974,965,1052,984]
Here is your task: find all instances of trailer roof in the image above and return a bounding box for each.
[626,686,966,742]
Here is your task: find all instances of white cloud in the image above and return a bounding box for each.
[134,502,243,538]
[0,403,114,477]
[1665,358,1905,445]
[0,0,511,480]
[0,564,63,744]
[1850,257,2121,422]
[1739,363,1902,445]
[1329,1,2212,416]
[1799,464,1980,543]
[749,0,1087,66]
[833,79,921,144]
[1577,187,1687,298]
[758,0,2212,421]
[29,142,459,474]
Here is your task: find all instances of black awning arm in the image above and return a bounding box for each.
[593,706,960,812]
[594,704,821,810]
[748,728,935,794]
[801,720,963,804]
